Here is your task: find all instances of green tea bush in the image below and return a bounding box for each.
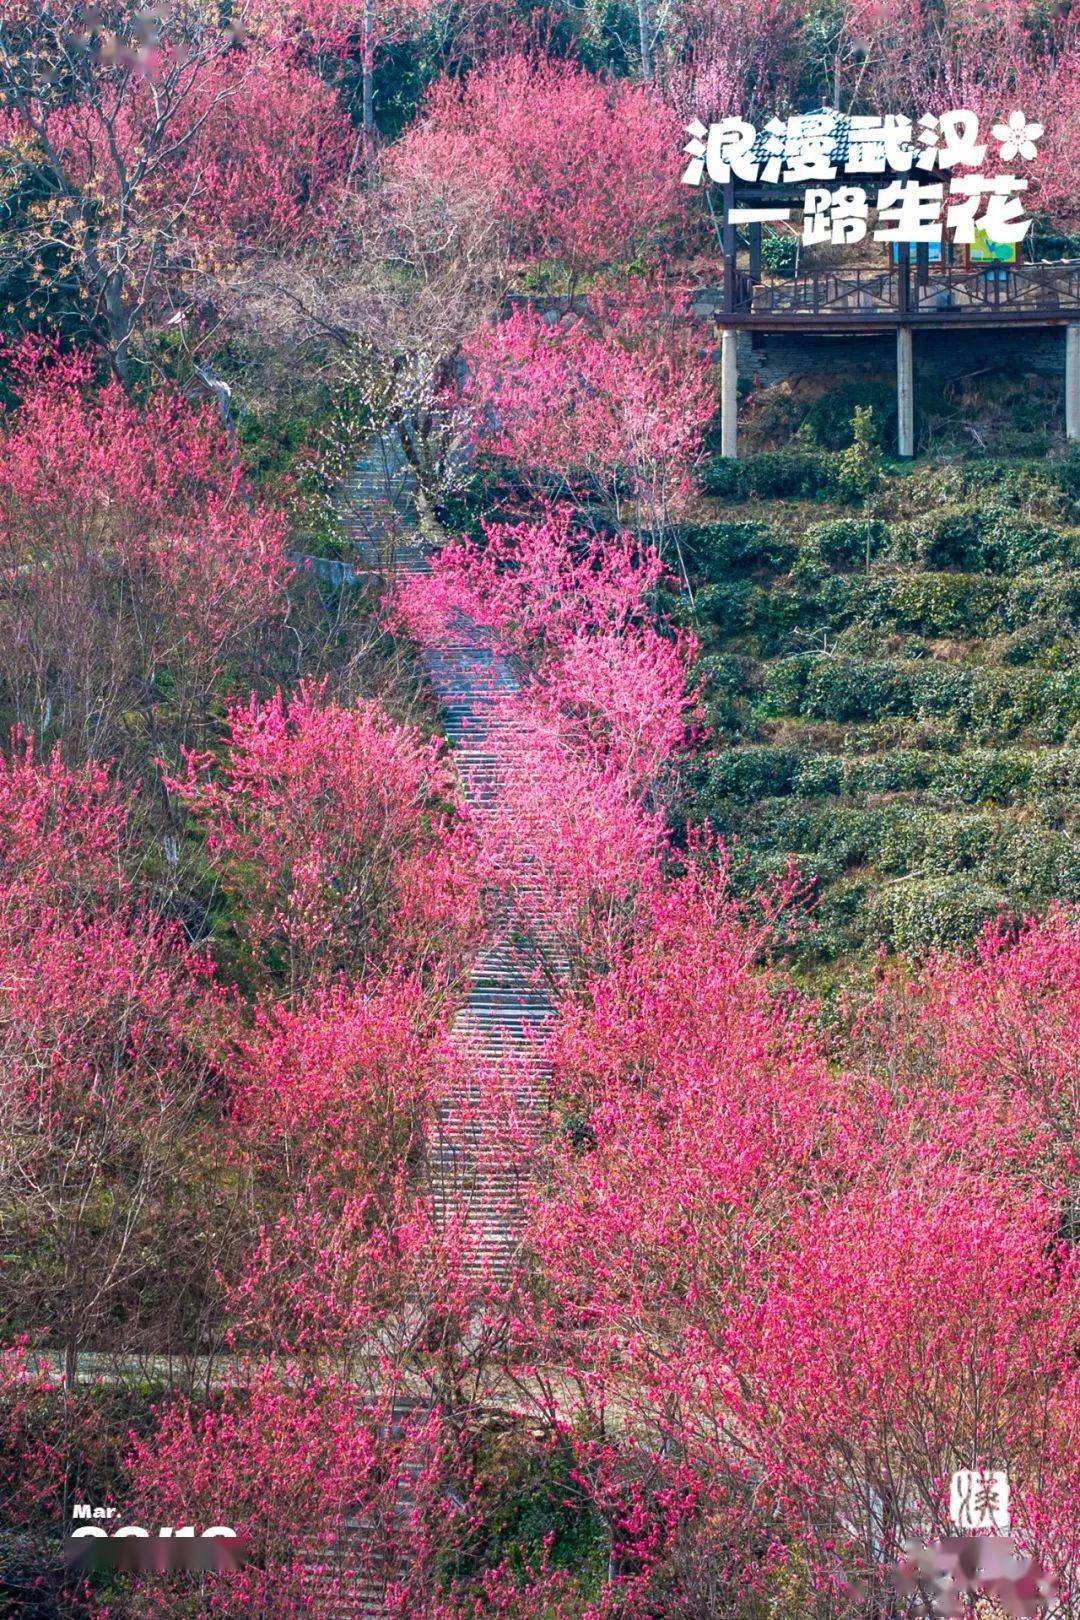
[986,518,1080,573]
[803,517,888,570]
[759,655,1080,740]
[1029,749,1080,796]
[744,800,883,872]
[743,450,843,501]
[808,876,874,958]
[889,508,1078,574]
[875,809,996,875]
[833,750,936,796]
[791,755,846,796]
[705,745,1076,816]
[778,570,1069,641]
[1003,572,1080,628]
[923,749,1034,806]
[701,653,761,736]
[869,876,1010,952]
[990,825,1080,901]
[694,580,755,635]
[747,586,825,654]
[678,521,796,576]
[880,574,1006,636]
[700,458,744,499]
[888,506,988,568]
[704,747,803,802]
[759,656,911,723]
[701,450,843,502]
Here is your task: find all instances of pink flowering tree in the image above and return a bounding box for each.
[521,890,1080,1614]
[836,0,1079,221]
[464,295,714,569]
[0,344,288,775]
[662,0,804,123]
[395,510,699,980]
[225,976,461,1361]
[0,12,353,377]
[168,39,356,253]
[0,737,227,1391]
[390,55,684,294]
[397,510,700,785]
[172,680,478,995]
[121,978,483,1613]
[126,1368,455,1618]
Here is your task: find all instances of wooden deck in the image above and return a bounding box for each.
[712,259,1080,331]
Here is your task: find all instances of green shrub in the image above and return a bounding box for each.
[759,655,1080,741]
[791,755,845,796]
[685,446,1080,969]
[760,656,912,724]
[701,451,842,502]
[1003,572,1080,628]
[991,825,1080,902]
[889,506,989,569]
[869,876,1010,953]
[704,747,803,802]
[757,654,816,717]
[695,580,755,634]
[725,746,1048,806]
[747,585,823,654]
[884,574,1006,636]
[701,458,744,499]
[1029,749,1080,796]
[808,877,874,959]
[836,406,884,502]
[761,231,798,275]
[875,809,996,876]
[787,569,1063,639]
[741,450,842,501]
[701,653,761,736]
[926,749,1033,806]
[801,383,898,452]
[841,750,938,796]
[679,521,795,577]
[889,507,1078,574]
[986,518,1079,573]
[744,800,883,872]
[803,517,888,570]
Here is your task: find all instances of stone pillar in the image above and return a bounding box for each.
[1067,324,1080,444]
[720,327,738,459]
[896,324,915,459]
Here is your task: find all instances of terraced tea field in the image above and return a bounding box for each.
[680,452,1080,966]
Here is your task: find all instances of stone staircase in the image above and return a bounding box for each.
[422,620,554,1282]
[299,1396,431,1618]
[298,428,557,1611]
[340,427,431,576]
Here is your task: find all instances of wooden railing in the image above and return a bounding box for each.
[737,259,1080,321]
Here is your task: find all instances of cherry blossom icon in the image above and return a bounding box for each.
[992,110,1044,162]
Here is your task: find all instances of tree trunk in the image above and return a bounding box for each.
[362,0,376,139]
[637,0,653,81]
[104,270,134,392]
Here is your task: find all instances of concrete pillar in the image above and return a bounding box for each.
[720,327,738,459]
[1067,325,1080,444]
[896,324,914,459]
